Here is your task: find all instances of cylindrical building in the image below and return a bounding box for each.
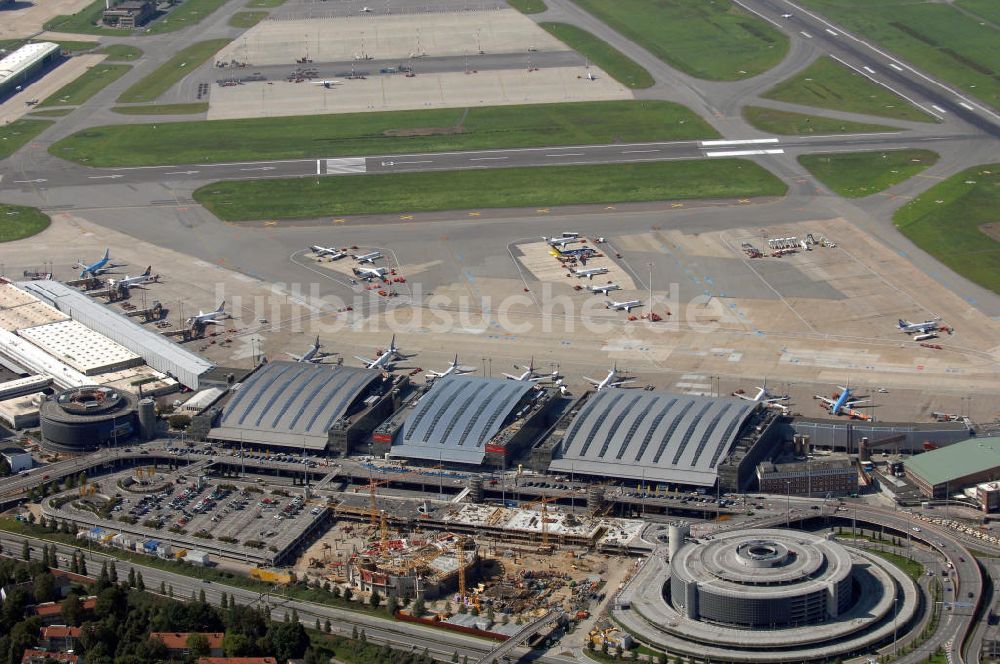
[39,386,139,452]
[669,529,853,628]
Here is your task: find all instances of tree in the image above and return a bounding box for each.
[61,593,84,626]
[220,592,228,608]
[369,590,381,610]
[199,588,207,604]
[187,633,211,659]
[160,581,166,595]
[457,603,467,615]
[587,640,595,652]
[48,545,58,569]
[412,597,426,617]
[22,540,29,561]
[324,619,331,633]
[291,608,299,625]
[34,572,57,603]
[452,652,459,662]
[343,587,353,602]
[351,626,358,640]
[168,584,173,598]
[136,571,145,591]
[70,551,79,574]
[40,544,50,568]
[128,567,136,588]
[79,556,87,576]
[109,561,118,583]
[268,620,309,661]
[386,596,399,616]
[315,618,321,631]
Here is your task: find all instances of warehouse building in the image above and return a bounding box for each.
[905,436,1000,499]
[0,42,61,100]
[18,320,143,375]
[375,375,557,468]
[17,280,214,389]
[543,389,761,489]
[207,361,400,451]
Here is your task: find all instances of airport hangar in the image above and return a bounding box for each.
[904,435,1000,499]
[0,43,62,100]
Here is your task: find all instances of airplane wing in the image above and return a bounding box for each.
[582,376,600,385]
[611,379,636,386]
[285,353,302,361]
[355,356,375,366]
[501,373,519,380]
[845,399,869,407]
[814,396,835,406]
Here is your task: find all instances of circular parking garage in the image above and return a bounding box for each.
[39,385,138,452]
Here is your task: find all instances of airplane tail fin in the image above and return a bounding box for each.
[215,300,225,313]
[898,319,908,328]
[142,266,152,276]
[315,335,320,348]
[102,248,110,261]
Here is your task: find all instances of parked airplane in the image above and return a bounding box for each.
[587,283,620,296]
[734,379,789,413]
[552,245,598,258]
[310,245,346,259]
[898,318,940,334]
[570,267,609,280]
[75,249,112,278]
[109,266,155,290]
[544,236,583,249]
[313,80,342,89]
[606,299,642,313]
[425,355,476,380]
[360,5,372,11]
[583,365,635,391]
[356,335,402,369]
[353,251,382,264]
[186,301,226,327]
[352,266,388,281]
[286,336,335,363]
[503,358,556,382]
[814,383,869,420]
[584,71,596,81]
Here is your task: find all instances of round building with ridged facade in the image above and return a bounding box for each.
[669,530,853,628]
[40,386,138,452]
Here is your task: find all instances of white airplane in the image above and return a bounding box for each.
[360,5,372,11]
[313,80,343,89]
[583,365,635,391]
[587,283,620,296]
[503,358,554,382]
[606,299,642,312]
[353,251,382,264]
[813,383,870,420]
[897,318,940,334]
[543,236,583,249]
[286,336,335,363]
[570,267,609,280]
[310,245,346,259]
[584,71,597,81]
[355,335,402,370]
[109,266,155,290]
[733,379,789,413]
[352,266,388,281]
[75,248,113,278]
[187,301,227,327]
[425,355,476,380]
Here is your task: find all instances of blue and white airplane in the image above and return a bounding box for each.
[75,249,112,278]
[897,318,939,334]
[814,383,869,420]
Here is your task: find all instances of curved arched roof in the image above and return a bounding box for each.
[391,375,535,465]
[210,361,382,448]
[550,389,755,485]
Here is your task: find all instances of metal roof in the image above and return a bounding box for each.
[0,43,59,84]
[550,389,755,486]
[391,375,535,465]
[16,281,214,389]
[210,361,382,449]
[904,436,1000,487]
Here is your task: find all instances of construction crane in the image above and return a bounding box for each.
[523,496,558,551]
[455,537,466,604]
[379,510,390,551]
[360,464,446,526]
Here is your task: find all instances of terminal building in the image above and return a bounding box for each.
[534,389,778,491]
[756,457,858,497]
[101,0,155,28]
[904,436,1000,499]
[0,43,62,100]
[205,360,405,453]
[373,375,559,469]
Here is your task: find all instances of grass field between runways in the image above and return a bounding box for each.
[193,160,787,221]
[539,23,654,89]
[0,120,54,161]
[0,204,51,242]
[798,149,938,198]
[117,39,230,103]
[742,106,900,135]
[40,64,131,107]
[50,100,719,167]
[893,163,1000,294]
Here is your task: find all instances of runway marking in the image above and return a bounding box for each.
[468,212,480,217]
[704,149,784,157]
[536,208,550,214]
[263,221,277,226]
[621,149,660,154]
[932,105,947,114]
[829,55,942,120]
[88,175,124,180]
[315,159,321,175]
[164,170,200,175]
[671,203,684,208]
[400,215,414,220]
[800,31,812,38]
[701,138,779,147]
[888,62,904,71]
[324,157,366,173]
[825,28,839,36]
[393,160,434,165]
[13,179,46,183]
[958,101,975,110]
[469,156,508,161]
[546,153,585,157]
[862,66,875,74]
[240,166,275,171]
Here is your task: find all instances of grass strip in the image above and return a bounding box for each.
[570,0,788,80]
[142,0,230,34]
[51,100,718,166]
[29,109,75,117]
[762,56,935,123]
[798,149,939,198]
[0,120,54,160]
[539,22,653,89]
[112,102,209,115]
[40,63,131,107]
[0,204,51,241]
[99,44,143,61]
[742,105,900,135]
[229,11,269,27]
[893,163,1000,294]
[117,39,229,103]
[507,0,547,13]
[193,159,787,221]
[43,0,132,36]
[798,0,1000,112]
